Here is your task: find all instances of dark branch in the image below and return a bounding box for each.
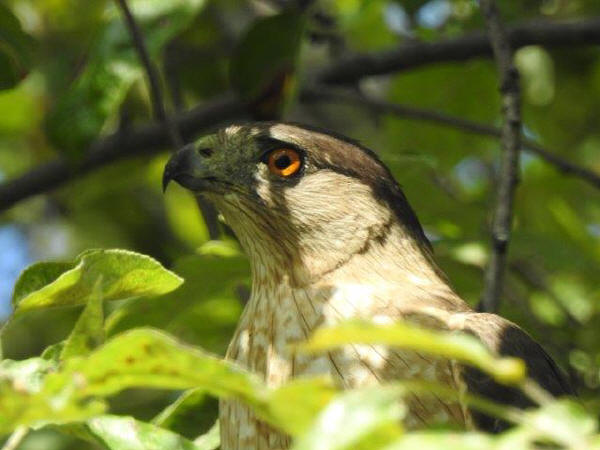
[317,17,600,84]
[114,0,183,148]
[479,0,522,313]
[2,17,600,211]
[300,88,600,191]
[0,96,246,211]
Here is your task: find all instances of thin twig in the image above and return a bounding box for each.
[1,427,28,450]
[114,0,183,148]
[301,87,600,190]
[116,0,225,239]
[479,0,522,313]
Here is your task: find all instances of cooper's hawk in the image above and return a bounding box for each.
[163,122,572,449]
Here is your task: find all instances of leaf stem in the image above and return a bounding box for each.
[1,427,28,450]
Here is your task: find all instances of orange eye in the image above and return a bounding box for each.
[267,148,302,177]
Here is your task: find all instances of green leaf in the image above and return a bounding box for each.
[0,328,263,434]
[45,0,206,154]
[12,249,183,316]
[192,420,219,450]
[384,431,496,450]
[0,4,36,90]
[0,381,106,435]
[230,12,305,118]
[87,415,200,450]
[297,320,526,384]
[60,278,105,360]
[522,399,597,448]
[0,358,57,393]
[52,328,264,401]
[11,262,75,307]
[264,377,337,437]
[292,386,405,450]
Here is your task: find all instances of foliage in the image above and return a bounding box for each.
[0,0,599,448]
[0,249,598,449]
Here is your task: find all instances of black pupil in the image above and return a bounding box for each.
[274,154,292,170]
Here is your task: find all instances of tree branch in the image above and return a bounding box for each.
[300,87,600,190]
[479,0,522,313]
[0,96,246,211]
[317,17,600,84]
[2,17,600,211]
[114,0,183,148]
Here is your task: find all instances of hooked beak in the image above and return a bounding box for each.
[162,144,212,193]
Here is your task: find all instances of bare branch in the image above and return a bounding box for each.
[0,96,246,211]
[479,0,522,313]
[114,0,183,148]
[301,87,600,190]
[317,17,600,84]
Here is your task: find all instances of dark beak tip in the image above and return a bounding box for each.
[162,171,172,193]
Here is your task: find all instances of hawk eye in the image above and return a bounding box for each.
[266,148,302,177]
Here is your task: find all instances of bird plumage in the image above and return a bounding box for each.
[163,122,573,449]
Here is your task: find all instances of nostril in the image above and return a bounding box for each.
[199,148,213,157]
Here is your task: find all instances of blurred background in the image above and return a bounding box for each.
[0,0,599,447]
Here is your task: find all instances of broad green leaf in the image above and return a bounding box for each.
[230,12,305,118]
[60,278,105,360]
[87,415,199,450]
[0,4,36,90]
[292,386,405,450]
[298,321,526,384]
[45,0,206,154]
[12,249,183,316]
[193,420,219,450]
[49,328,264,402]
[0,328,263,434]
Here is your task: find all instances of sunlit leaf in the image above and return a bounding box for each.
[298,321,526,384]
[264,378,338,437]
[0,328,263,435]
[87,415,200,450]
[292,385,405,450]
[192,420,219,450]
[383,431,496,450]
[12,249,183,316]
[0,357,56,393]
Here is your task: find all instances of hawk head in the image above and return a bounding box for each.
[163,122,431,283]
